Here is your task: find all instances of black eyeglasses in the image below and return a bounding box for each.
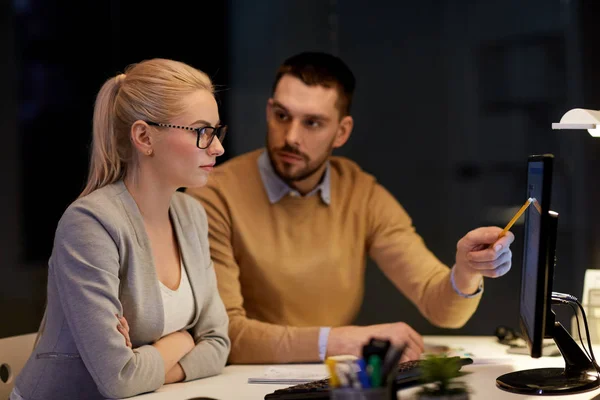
[146,121,227,149]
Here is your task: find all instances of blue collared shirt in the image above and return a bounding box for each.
[257,151,331,205]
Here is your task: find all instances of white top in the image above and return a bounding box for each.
[159,261,195,337]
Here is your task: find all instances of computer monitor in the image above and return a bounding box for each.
[496,154,600,395]
[520,154,555,359]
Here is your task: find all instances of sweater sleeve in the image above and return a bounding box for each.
[366,183,481,328]
[187,183,320,364]
[52,203,165,399]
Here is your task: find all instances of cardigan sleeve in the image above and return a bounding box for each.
[51,202,165,398]
[178,200,231,379]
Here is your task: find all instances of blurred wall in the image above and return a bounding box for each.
[2,0,600,339]
[225,0,600,335]
[0,0,229,337]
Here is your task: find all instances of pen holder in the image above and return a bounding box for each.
[330,385,395,400]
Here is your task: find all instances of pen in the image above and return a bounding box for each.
[340,360,360,389]
[489,197,534,248]
[354,359,371,389]
[335,362,351,388]
[325,358,340,388]
[367,354,382,388]
[349,361,362,389]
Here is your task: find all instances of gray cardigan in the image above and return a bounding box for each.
[14,181,230,399]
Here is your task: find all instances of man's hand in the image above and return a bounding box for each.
[454,227,515,294]
[327,322,424,362]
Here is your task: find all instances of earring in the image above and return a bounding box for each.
[146,149,153,156]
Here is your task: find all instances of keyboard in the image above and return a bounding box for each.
[264,357,473,400]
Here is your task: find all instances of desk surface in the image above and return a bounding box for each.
[128,336,600,400]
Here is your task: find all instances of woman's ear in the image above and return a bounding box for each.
[333,115,354,149]
[130,120,153,156]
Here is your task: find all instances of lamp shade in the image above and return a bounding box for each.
[552,108,600,137]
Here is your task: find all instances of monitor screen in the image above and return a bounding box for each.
[519,155,553,358]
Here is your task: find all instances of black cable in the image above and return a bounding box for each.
[573,299,600,371]
[551,295,600,372]
[568,302,592,361]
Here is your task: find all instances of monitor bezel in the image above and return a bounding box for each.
[519,154,554,358]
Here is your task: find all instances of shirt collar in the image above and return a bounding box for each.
[258,150,331,205]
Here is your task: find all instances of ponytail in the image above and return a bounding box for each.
[79,75,127,197]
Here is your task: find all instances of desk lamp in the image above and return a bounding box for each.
[552,108,600,137]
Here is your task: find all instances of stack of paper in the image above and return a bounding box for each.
[247,366,329,384]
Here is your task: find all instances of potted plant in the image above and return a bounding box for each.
[416,355,470,400]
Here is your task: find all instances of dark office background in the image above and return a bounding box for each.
[2,0,600,341]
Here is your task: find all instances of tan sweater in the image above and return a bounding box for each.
[187,149,480,364]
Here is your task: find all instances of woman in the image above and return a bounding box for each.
[11,58,230,399]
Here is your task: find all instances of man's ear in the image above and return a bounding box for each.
[333,115,354,148]
[130,120,153,155]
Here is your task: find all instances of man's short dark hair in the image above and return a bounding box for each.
[272,52,356,117]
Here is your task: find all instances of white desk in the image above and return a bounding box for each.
[128,336,600,400]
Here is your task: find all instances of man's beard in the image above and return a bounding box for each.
[266,138,332,184]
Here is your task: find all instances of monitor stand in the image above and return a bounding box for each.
[497,321,600,395]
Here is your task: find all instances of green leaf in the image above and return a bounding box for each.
[417,355,469,395]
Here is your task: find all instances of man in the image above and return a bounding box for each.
[187,52,514,364]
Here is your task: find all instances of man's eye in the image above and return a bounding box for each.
[304,120,320,129]
[275,111,289,121]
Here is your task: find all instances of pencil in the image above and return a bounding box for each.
[531,198,541,214]
[497,197,535,240]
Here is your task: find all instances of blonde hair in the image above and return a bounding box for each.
[79,58,214,197]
